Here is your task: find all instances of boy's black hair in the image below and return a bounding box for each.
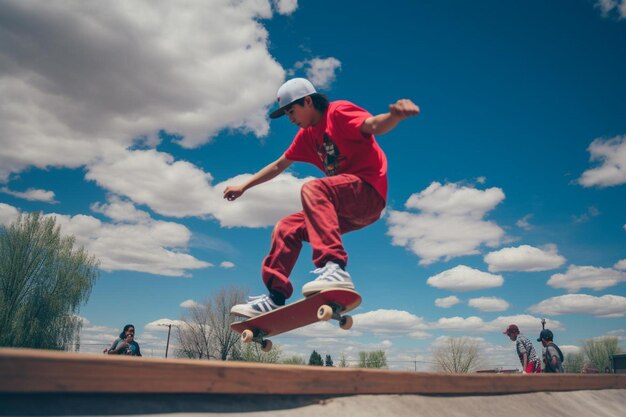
[119,324,135,339]
[286,93,329,113]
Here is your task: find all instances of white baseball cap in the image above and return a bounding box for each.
[270,78,317,119]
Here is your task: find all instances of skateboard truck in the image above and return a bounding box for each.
[317,302,354,330]
[241,329,273,352]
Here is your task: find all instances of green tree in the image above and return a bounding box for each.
[583,337,622,372]
[308,350,323,366]
[563,351,585,373]
[358,350,388,369]
[0,212,99,350]
[325,354,334,367]
[282,355,306,365]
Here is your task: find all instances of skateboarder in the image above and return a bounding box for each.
[503,324,542,373]
[226,78,419,317]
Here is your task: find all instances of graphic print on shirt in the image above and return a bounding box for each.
[317,133,346,176]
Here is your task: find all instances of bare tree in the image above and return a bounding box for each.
[175,286,245,360]
[338,352,349,368]
[231,340,282,363]
[209,287,247,360]
[432,337,484,373]
[583,337,622,372]
[176,303,213,359]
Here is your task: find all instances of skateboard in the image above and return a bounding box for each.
[230,289,361,352]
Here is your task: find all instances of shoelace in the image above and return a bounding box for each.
[247,294,269,303]
[310,264,338,281]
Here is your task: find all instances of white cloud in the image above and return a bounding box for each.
[0,0,285,181]
[435,296,461,308]
[91,195,152,223]
[289,320,363,339]
[560,345,582,355]
[78,322,121,354]
[516,214,533,231]
[615,259,626,270]
[273,0,298,15]
[596,0,626,18]
[86,149,216,218]
[180,299,200,309]
[484,244,566,272]
[301,57,342,89]
[145,318,186,330]
[572,206,600,224]
[547,265,626,292]
[44,207,213,277]
[387,182,505,265]
[1,187,57,203]
[434,316,486,331]
[427,265,504,292]
[433,314,563,334]
[220,261,235,269]
[578,135,626,187]
[606,329,626,341]
[212,173,313,228]
[529,294,626,318]
[468,297,510,312]
[353,309,431,339]
[0,203,20,225]
[85,148,312,227]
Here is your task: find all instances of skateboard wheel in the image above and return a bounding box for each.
[261,339,273,352]
[339,315,353,330]
[241,329,254,343]
[317,305,333,321]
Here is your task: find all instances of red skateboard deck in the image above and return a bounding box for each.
[230,289,361,351]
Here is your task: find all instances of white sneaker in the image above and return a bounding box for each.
[230,294,280,318]
[302,261,355,296]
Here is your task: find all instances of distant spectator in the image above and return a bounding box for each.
[503,324,542,373]
[582,362,599,373]
[537,329,564,373]
[104,324,142,356]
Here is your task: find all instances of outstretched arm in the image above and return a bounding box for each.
[360,99,420,136]
[223,155,293,201]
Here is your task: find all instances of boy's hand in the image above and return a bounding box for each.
[224,185,245,201]
[389,99,420,120]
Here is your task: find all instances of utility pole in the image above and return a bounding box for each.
[165,324,172,358]
[157,322,175,358]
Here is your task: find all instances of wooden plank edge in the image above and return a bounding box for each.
[1,348,625,395]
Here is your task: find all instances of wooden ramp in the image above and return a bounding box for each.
[1,348,625,395]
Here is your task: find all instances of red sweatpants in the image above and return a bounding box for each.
[262,174,385,299]
[525,361,542,373]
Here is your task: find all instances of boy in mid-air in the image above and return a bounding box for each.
[225,78,419,317]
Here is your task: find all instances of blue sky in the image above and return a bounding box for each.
[1,0,625,369]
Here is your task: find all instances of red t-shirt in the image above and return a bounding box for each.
[284,100,388,202]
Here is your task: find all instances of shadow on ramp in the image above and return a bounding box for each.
[0,393,334,416]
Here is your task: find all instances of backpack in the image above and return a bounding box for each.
[544,342,564,372]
